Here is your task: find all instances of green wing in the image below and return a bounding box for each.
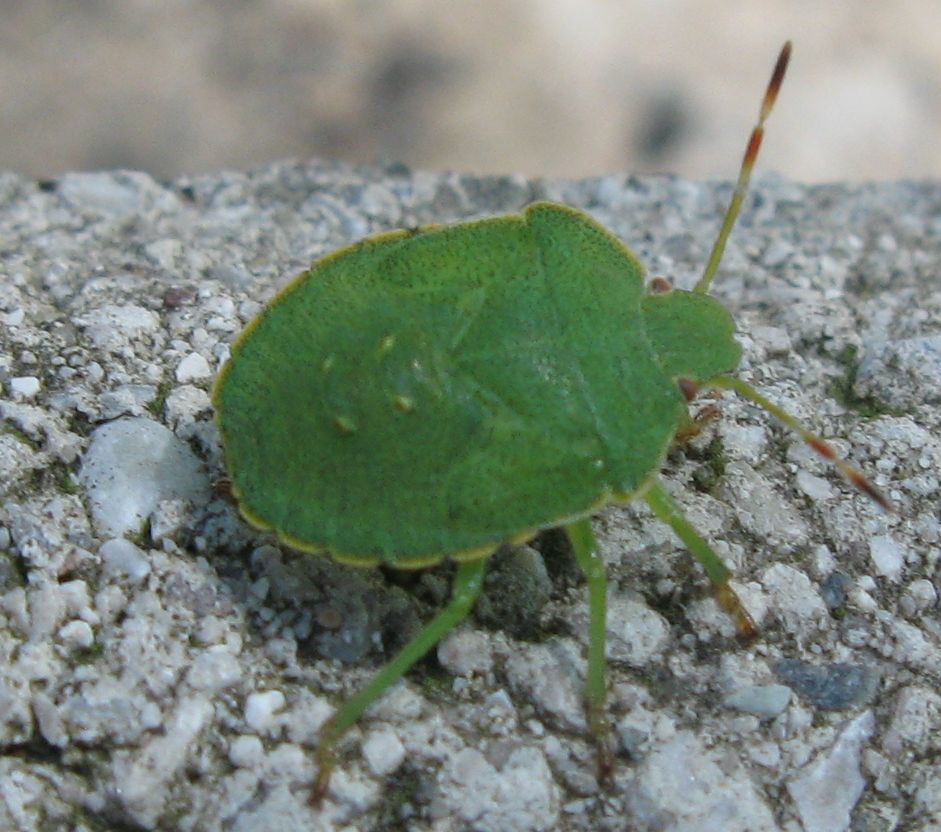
[213,203,686,564]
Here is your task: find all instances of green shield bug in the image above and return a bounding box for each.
[211,41,888,803]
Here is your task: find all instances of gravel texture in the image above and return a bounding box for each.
[0,161,939,831]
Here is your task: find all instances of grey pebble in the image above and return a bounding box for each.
[723,684,792,719]
[774,659,879,710]
[79,416,210,538]
[819,572,851,611]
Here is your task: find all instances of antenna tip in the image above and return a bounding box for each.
[765,42,792,110]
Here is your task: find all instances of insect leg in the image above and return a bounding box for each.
[674,400,723,443]
[311,557,486,805]
[564,517,613,780]
[709,374,890,510]
[643,480,757,640]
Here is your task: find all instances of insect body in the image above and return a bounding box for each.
[211,41,885,803]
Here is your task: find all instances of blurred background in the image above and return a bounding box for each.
[3,0,940,183]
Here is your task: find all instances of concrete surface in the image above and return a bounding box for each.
[0,160,939,830]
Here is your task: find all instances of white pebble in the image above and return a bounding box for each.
[10,376,40,397]
[605,596,670,666]
[99,538,151,582]
[282,693,333,745]
[59,580,92,618]
[28,581,66,641]
[186,648,242,692]
[437,628,493,676]
[787,711,874,832]
[723,684,792,719]
[796,470,833,501]
[905,579,937,610]
[870,535,905,582]
[175,352,212,383]
[195,616,226,645]
[57,619,94,650]
[79,417,209,538]
[362,728,406,777]
[761,564,828,636]
[228,734,265,768]
[32,691,68,747]
[265,743,308,779]
[244,690,286,733]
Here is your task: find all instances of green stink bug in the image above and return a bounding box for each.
[211,41,887,803]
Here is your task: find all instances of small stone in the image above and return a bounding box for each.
[787,711,874,832]
[752,324,792,354]
[723,684,792,719]
[99,538,151,582]
[903,579,937,612]
[0,434,42,496]
[795,470,833,501]
[186,648,241,692]
[163,385,211,425]
[819,572,851,611]
[58,170,178,216]
[32,691,68,747]
[505,640,586,732]
[432,746,560,832]
[75,304,160,352]
[624,730,777,830]
[149,498,193,543]
[282,691,332,746]
[774,660,879,710]
[761,564,828,636]
[3,307,25,326]
[195,616,226,645]
[244,690,286,734]
[228,734,264,768]
[98,385,160,419]
[362,727,406,777]
[264,743,308,779]
[9,376,40,398]
[889,618,934,666]
[882,685,941,756]
[475,545,552,639]
[721,424,768,464]
[59,580,93,620]
[27,581,66,642]
[869,535,905,582]
[604,596,670,667]
[79,417,209,538]
[112,696,214,827]
[437,628,493,677]
[57,619,94,650]
[856,335,941,408]
[175,352,212,383]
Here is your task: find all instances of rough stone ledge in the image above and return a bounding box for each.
[0,160,939,831]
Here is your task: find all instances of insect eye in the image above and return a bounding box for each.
[648,276,673,294]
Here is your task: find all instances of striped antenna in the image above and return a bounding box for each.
[693,42,792,294]
[711,375,892,511]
